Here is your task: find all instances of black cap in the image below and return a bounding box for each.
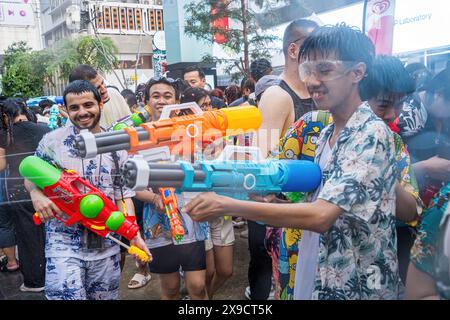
[250,58,272,82]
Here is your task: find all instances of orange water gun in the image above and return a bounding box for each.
[74,105,262,158]
[159,187,185,243]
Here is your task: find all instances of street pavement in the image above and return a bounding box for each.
[0,225,249,300]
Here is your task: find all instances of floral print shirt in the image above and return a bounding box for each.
[410,182,450,299]
[312,102,401,300]
[35,125,135,261]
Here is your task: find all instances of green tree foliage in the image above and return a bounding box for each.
[1,36,119,97]
[48,36,119,81]
[184,0,279,80]
[1,42,53,98]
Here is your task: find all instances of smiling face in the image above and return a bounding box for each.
[300,52,365,113]
[65,91,102,132]
[147,83,177,121]
[90,74,110,103]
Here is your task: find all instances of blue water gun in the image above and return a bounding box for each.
[26,96,63,108]
[48,105,60,130]
[27,96,64,130]
[121,146,322,199]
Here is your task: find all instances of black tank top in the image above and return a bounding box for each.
[278,80,315,121]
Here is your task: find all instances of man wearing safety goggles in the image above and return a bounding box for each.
[183,24,401,300]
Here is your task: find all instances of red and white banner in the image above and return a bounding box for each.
[363,0,396,55]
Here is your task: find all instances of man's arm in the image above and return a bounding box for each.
[395,182,419,223]
[257,87,294,157]
[413,156,450,183]
[24,178,63,222]
[182,192,342,234]
[0,148,6,171]
[135,190,164,212]
[405,263,439,300]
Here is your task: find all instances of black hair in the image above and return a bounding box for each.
[182,66,206,79]
[121,89,135,97]
[180,87,210,104]
[63,80,102,107]
[283,19,318,57]
[68,64,98,83]
[364,55,415,100]
[243,78,256,93]
[121,89,137,110]
[224,85,242,105]
[0,98,37,147]
[37,99,54,115]
[299,23,375,100]
[144,78,188,103]
[405,62,433,91]
[250,58,272,82]
[427,66,450,101]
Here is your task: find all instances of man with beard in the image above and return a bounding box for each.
[69,65,131,128]
[24,80,150,300]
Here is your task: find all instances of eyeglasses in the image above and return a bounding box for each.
[298,60,358,82]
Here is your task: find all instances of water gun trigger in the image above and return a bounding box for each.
[33,213,42,225]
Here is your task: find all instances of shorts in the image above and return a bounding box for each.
[148,241,206,274]
[45,254,121,300]
[205,216,235,251]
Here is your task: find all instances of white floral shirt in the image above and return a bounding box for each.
[311,102,401,300]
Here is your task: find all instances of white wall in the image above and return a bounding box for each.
[0,0,42,53]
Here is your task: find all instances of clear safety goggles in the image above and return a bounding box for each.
[298,60,358,82]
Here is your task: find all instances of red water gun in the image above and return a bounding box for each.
[19,155,150,262]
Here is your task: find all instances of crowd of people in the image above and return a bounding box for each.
[0,20,449,301]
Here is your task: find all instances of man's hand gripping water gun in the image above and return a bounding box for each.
[19,156,151,263]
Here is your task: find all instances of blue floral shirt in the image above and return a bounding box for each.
[35,125,135,261]
[411,182,450,299]
[311,102,401,300]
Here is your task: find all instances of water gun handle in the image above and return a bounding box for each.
[159,102,203,120]
[105,233,151,263]
[128,246,151,263]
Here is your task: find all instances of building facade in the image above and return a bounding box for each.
[41,0,165,93]
[0,0,43,92]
